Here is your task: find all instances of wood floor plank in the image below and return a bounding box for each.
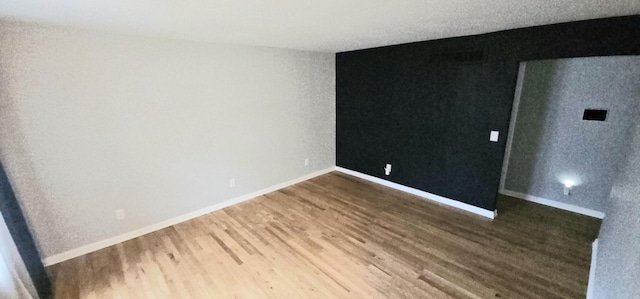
[49,172,600,298]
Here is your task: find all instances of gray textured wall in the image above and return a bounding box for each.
[593,103,640,299]
[0,21,336,258]
[503,56,640,212]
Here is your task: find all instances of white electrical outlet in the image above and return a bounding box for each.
[304,158,310,166]
[384,164,392,175]
[563,185,572,196]
[229,178,236,188]
[115,209,125,220]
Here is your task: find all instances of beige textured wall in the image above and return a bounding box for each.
[0,21,336,258]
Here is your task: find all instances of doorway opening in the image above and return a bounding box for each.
[498,56,640,220]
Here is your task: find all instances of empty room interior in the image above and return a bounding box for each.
[0,1,639,298]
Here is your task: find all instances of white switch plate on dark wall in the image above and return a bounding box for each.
[490,131,499,142]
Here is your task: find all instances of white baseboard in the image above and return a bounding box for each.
[586,239,599,299]
[335,167,496,219]
[43,167,337,266]
[499,189,605,219]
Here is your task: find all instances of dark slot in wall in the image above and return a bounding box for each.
[336,15,640,211]
[583,109,608,121]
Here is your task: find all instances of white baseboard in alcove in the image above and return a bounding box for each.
[499,189,605,219]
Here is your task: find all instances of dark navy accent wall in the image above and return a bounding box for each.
[336,15,640,211]
[0,162,51,298]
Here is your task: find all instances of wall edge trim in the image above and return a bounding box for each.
[586,238,599,299]
[43,166,337,266]
[335,167,496,219]
[499,62,527,191]
[500,189,605,219]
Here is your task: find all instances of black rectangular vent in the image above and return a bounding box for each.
[583,109,608,121]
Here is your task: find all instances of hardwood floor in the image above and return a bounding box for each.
[48,172,601,298]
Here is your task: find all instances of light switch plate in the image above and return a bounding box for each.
[490,131,499,142]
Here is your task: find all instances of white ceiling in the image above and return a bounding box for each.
[1,0,638,52]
